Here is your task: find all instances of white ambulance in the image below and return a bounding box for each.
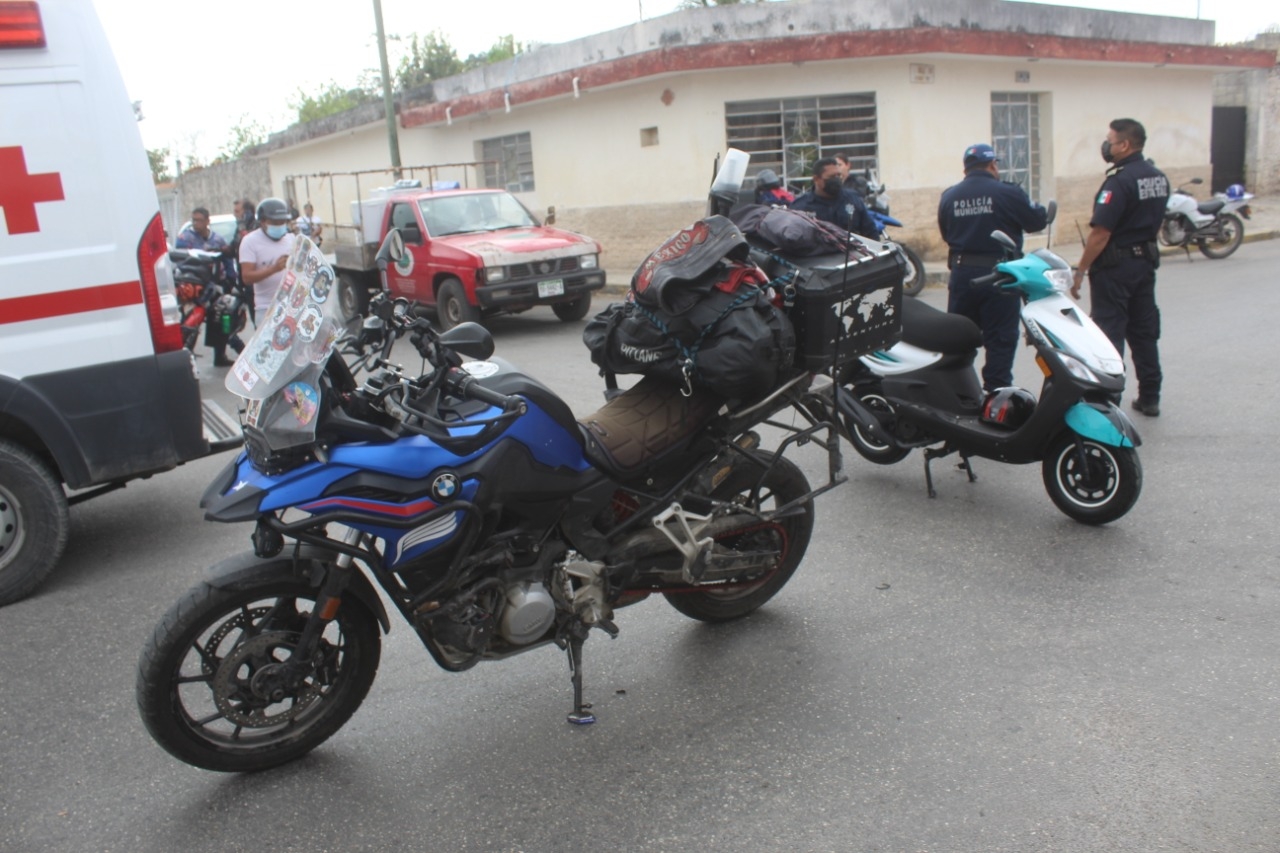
[0,0,238,605]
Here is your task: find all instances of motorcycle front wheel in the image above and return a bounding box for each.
[1198,213,1244,259]
[136,576,381,772]
[1042,433,1142,525]
[663,455,814,623]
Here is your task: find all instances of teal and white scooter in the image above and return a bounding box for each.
[842,214,1142,524]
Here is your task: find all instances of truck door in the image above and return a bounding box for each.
[386,202,432,304]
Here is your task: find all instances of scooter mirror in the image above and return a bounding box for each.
[1044,200,1057,225]
[990,230,1018,254]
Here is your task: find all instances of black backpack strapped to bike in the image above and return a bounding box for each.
[583,216,796,400]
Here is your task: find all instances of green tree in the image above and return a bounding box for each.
[395,31,463,90]
[218,116,267,161]
[290,80,378,125]
[464,34,526,70]
[147,147,171,184]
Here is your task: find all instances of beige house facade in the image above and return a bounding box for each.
[250,0,1274,282]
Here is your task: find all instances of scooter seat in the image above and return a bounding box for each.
[899,296,983,354]
[578,377,722,477]
[1197,199,1225,215]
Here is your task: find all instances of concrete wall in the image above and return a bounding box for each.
[1214,34,1280,194]
[161,157,272,236]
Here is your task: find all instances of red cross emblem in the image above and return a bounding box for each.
[0,146,65,235]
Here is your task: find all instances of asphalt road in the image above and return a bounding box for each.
[2,242,1278,853]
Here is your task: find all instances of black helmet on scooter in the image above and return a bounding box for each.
[981,387,1036,430]
[756,168,782,190]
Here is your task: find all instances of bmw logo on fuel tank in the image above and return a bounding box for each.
[431,472,460,501]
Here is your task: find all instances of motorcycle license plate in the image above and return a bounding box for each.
[538,279,564,298]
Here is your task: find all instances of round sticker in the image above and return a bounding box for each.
[271,316,297,350]
[296,305,324,341]
[395,251,415,277]
[310,268,334,303]
[461,360,501,379]
[283,382,319,426]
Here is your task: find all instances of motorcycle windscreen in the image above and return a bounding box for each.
[223,236,346,450]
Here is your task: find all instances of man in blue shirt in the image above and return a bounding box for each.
[938,144,1048,391]
[790,157,879,239]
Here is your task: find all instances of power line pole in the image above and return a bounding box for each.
[373,0,402,179]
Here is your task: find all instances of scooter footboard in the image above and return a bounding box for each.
[1064,402,1141,448]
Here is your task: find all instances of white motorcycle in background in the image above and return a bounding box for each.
[1159,177,1249,260]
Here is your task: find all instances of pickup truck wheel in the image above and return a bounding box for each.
[337,273,370,321]
[437,278,480,330]
[0,440,70,606]
[552,293,593,322]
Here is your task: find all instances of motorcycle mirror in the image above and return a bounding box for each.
[438,322,495,360]
[375,229,405,270]
[1045,200,1057,225]
[708,148,749,217]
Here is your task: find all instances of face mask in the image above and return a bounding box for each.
[822,177,843,196]
[266,224,289,240]
[1101,140,1115,163]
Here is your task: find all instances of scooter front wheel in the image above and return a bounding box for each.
[1042,433,1141,525]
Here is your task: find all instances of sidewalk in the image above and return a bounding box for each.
[921,193,1280,288]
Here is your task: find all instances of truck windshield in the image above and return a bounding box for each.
[419,192,537,236]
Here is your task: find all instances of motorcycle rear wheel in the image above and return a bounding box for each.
[1198,213,1244,259]
[663,455,814,622]
[136,576,381,772]
[898,244,927,297]
[1042,433,1142,525]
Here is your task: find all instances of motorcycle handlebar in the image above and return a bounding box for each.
[446,368,523,411]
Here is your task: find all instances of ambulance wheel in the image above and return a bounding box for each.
[552,293,592,322]
[436,278,480,330]
[0,439,70,606]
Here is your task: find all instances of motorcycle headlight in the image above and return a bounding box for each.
[1059,352,1100,384]
[579,253,599,270]
[485,266,507,283]
[1043,269,1072,294]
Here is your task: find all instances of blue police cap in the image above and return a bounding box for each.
[963,143,999,168]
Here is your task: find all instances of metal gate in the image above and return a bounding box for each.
[1211,106,1246,192]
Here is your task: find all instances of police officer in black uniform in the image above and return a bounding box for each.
[1070,118,1168,417]
[938,143,1049,391]
[790,157,880,239]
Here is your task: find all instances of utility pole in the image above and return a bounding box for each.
[373,0,402,179]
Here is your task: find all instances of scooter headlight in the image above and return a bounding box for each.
[1043,269,1073,294]
[1059,352,1100,384]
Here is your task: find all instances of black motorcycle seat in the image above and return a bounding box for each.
[899,296,982,354]
[578,376,722,477]
[1197,199,1225,215]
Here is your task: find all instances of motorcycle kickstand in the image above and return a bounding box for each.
[922,445,954,499]
[958,453,978,483]
[565,626,595,726]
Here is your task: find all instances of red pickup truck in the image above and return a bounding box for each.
[319,178,605,328]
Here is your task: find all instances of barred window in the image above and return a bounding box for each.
[477,132,535,192]
[991,93,1041,201]
[726,94,877,193]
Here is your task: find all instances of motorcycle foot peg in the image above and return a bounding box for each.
[567,707,596,726]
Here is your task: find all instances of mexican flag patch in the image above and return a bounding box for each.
[1097,190,1113,204]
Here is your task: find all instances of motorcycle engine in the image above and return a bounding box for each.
[1160,218,1189,245]
[498,582,556,645]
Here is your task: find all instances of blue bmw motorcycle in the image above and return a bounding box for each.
[136,226,863,772]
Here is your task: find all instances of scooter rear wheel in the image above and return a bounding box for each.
[843,389,911,465]
[1042,433,1141,525]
